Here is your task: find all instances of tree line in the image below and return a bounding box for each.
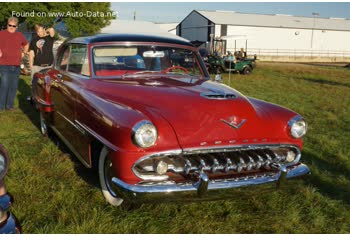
[0,2,116,37]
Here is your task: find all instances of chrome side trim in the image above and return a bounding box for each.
[33,96,53,108]
[50,126,90,168]
[75,120,118,152]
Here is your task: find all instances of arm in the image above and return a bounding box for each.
[47,27,55,38]
[23,43,29,55]
[29,50,34,68]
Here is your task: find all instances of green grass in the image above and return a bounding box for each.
[0,62,349,233]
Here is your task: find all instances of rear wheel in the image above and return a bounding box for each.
[241,66,252,75]
[98,146,124,206]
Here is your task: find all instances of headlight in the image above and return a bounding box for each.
[0,145,9,180]
[132,120,158,148]
[288,116,307,138]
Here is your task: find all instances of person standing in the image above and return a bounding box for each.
[0,17,29,112]
[29,24,55,79]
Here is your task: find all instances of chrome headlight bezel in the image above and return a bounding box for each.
[0,145,9,180]
[131,120,158,148]
[288,116,307,139]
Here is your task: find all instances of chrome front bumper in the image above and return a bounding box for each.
[112,163,310,203]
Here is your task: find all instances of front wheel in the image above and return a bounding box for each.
[39,111,49,136]
[98,146,124,206]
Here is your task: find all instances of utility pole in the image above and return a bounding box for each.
[311,12,319,49]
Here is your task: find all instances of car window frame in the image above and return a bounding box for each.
[90,42,210,80]
[55,44,71,72]
[67,43,90,77]
[55,43,91,79]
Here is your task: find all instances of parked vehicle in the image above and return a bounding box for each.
[32,33,310,206]
[207,51,256,75]
[0,144,21,234]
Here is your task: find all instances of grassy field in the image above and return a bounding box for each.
[0,62,349,233]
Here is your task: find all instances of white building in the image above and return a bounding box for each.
[176,10,350,59]
[100,20,182,40]
[155,23,178,35]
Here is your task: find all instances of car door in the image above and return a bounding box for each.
[50,43,92,166]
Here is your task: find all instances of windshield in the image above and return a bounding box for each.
[92,45,205,79]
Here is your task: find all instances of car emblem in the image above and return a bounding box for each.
[221,116,246,129]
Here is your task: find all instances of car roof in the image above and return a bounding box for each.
[69,33,194,47]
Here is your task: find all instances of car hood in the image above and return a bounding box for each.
[88,77,296,149]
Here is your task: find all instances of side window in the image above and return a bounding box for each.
[57,46,70,71]
[68,44,90,76]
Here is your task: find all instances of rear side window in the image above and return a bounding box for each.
[68,44,89,76]
[57,46,70,71]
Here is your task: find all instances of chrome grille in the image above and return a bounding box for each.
[133,145,300,181]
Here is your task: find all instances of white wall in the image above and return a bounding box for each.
[177,11,350,57]
[226,25,350,54]
[156,23,177,35]
[215,24,221,37]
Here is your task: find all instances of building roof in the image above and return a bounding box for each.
[100,20,185,40]
[155,23,178,33]
[194,10,350,31]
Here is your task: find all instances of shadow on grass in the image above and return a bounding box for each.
[49,133,100,189]
[297,77,350,89]
[302,151,350,204]
[17,76,40,131]
[17,76,100,189]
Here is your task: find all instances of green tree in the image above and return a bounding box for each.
[0,2,116,37]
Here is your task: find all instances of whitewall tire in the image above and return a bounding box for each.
[98,146,124,206]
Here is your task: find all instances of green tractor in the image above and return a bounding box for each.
[201,37,256,75]
[207,51,256,75]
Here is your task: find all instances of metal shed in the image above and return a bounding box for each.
[176,10,350,60]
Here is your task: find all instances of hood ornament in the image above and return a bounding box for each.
[221,116,246,129]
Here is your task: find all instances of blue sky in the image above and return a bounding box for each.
[111,2,350,23]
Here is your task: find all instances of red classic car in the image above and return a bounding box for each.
[0,144,21,233]
[32,33,310,206]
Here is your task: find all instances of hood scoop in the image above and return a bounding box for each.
[200,91,236,100]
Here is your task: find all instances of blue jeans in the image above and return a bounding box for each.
[0,65,20,111]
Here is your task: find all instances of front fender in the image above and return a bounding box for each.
[75,89,180,152]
